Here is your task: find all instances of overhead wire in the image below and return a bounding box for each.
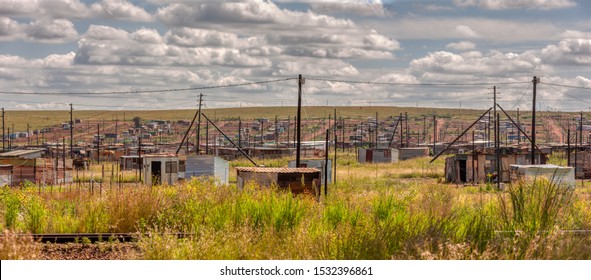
[0,77,297,95]
[305,76,531,87]
[540,82,591,91]
[509,82,532,111]
[542,83,591,107]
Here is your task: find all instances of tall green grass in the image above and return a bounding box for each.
[1,163,590,259]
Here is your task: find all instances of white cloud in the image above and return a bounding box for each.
[90,0,152,22]
[165,27,254,48]
[454,25,480,38]
[416,4,454,12]
[32,52,76,68]
[0,16,21,39]
[0,0,90,19]
[376,17,563,42]
[39,0,90,19]
[74,25,271,67]
[453,0,577,10]
[541,38,591,65]
[0,0,41,16]
[156,1,354,28]
[446,41,477,51]
[273,59,359,76]
[308,1,388,17]
[561,30,591,39]
[575,75,591,87]
[24,19,78,43]
[409,50,548,81]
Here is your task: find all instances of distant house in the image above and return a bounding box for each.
[0,165,12,186]
[0,149,45,159]
[445,149,548,184]
[0,149,73,186]
[120,155,141,170]
[510,164,575,188]
[179,155,229,185]
[236,167,321,195]
[142,154,179,186]
[288,159,332,184]
[568,150,591,179]
[398,147,430,160]
[357,148,398,163]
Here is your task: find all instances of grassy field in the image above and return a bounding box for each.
[2,154,591,260]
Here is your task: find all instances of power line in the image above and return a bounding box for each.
[541,82,591,91]
[509,83,531,111]
[542,83,591,106]
[305,77,531,87]
[0,77,296,95]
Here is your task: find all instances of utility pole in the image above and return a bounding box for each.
[275,115,279,148]
[496,113,501,190]
[405,112,409,147]
[138,130,142,182]
[296,74,303,167]
[205,121,209,155]
[492,86,498,152]
[196,94,203,155]
[517,108,521,146]
[97,123,100,164]
[238,117,242,148]
[375,112,378,148]
[487,112,491,147]
[70,103,74,159]
[432,114,436,154]
[423,116,426,144]
[531,76,539,164]
[400,113,404,148]
[1,108,4,152]
[580,111,583,146]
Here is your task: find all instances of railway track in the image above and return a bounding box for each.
[4,232,193,243]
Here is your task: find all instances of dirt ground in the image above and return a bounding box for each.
[39,242,141,260]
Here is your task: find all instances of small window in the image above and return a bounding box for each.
[165,162,178,173]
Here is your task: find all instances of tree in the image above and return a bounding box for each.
[133,116,142,128]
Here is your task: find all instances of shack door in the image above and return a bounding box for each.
[151,161,161,186]
[366,150,373,163]
[459,160,467,183]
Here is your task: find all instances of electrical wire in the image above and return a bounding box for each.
[509,83,532,111]
[540,82,591,91]
[0,77,296,95]
[305,76,531,87]
[542,83,591,106]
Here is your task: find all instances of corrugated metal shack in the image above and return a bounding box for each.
[245,147,295,159]
[0,164,12,186]
[120,155,141,170]
[510,164,575,188]
[179,155,229,185]
[568,150,591,179]
[357,148,399,163]
[288,159,332,184]
[142,155,179,186]
[445,148,548,184]
[0,149,73,186]
[236,167,321,195]
[398,147,430,160]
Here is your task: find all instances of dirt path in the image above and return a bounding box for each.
[545,118,565,143]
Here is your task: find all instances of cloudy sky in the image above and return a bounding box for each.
[0,0,590,111]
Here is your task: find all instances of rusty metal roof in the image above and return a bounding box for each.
[235,167,320,173]
[0,149,44,158]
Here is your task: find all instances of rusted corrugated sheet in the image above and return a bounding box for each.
[235,167,320,173]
